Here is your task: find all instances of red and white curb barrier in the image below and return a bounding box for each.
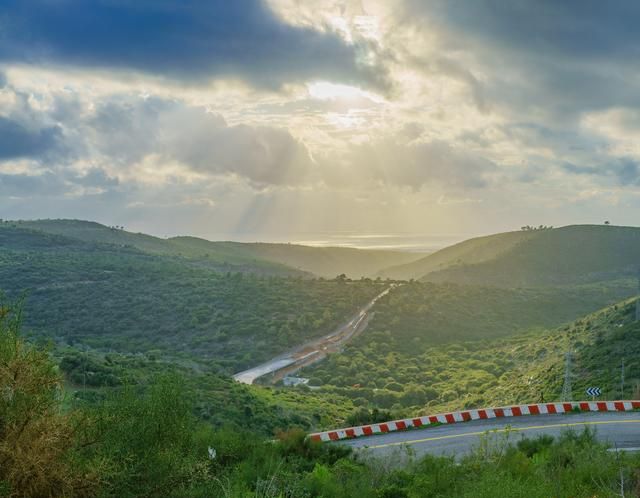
[309,400,640,443]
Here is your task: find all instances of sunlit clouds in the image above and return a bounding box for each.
[1,0,640,244]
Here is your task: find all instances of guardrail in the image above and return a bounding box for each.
[309,400,640,442]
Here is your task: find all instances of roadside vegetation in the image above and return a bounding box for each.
[303,290,640,418]
[58,345,356,435]
[2,303,640,498]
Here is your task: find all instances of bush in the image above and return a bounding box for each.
[0,301,97,497]
[86,376,209,497]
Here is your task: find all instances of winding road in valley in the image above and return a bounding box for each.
[337,412,640,458]
[233,285,394,385]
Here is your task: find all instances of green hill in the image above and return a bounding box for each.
[10,219,422,277]
[377,229,538,280]
[379,225,640,287]
[7,219,306,276]
[0,224,385,373]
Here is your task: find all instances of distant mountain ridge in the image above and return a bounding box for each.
[4,219,423,278]
[379,224,640,287]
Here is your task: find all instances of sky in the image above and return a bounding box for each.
[1,0,639,247]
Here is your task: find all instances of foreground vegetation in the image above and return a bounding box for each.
[58,345,356,435]
[2,304,640,498]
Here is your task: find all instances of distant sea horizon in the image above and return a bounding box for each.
[191,232,479,253]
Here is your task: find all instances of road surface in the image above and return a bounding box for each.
[337,412,640,458]
[233,285,393,384]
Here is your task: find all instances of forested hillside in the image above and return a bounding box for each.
[0,225,384,373]
[378,229,537,280]
[3,224,640,496]
[302,286,640,417]
[379,225,640,287]
[347,280,636,345]
[9,219,421,277]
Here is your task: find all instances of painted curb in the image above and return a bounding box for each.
[309,400,640,442]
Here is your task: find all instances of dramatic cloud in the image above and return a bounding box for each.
[88,97,315,187]
[2,1,640,242]
[0,84,315,189]
[0,0,384,89]
[419,0,640,62]
[403,0,640,117]
[0,117,64,160]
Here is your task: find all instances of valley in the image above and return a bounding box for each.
[233,285,393,385]
[3,220,640,496]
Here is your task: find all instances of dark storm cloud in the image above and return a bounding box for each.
[398,0,640,188]
[0,172,67,196]
[0,116,65,160]
[0,0,383,88]
[563,158,640,186]
[431,0,640,61]
[403,0,640,70]
[403,0,640,117]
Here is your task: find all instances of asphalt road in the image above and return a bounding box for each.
[336,412,640,458]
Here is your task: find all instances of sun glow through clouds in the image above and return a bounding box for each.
[307,81,384,103]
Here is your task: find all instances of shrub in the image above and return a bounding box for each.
[0,300,97,497]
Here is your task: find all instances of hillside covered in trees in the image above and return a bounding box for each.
[379,225,640,287]
[7,219,422,278]
[0,224,385,373]
[303,294,640,418]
